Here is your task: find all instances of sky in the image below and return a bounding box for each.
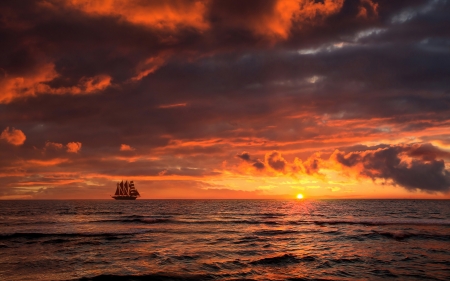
[1,0,450,199]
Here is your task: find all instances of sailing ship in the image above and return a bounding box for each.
[112,180,141,200]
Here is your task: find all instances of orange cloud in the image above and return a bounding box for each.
[158,103,187,109]
[39,74,112,95]
[26,158,69,167]
[0,127,26,145]
[66,142,82,153]
[293,152,324,176]
[0,63,58,104]
[236,150,326,179]
[80,75,112,93]
[247,0,302,39]
[44,141,64,150]
[293,0,345,29]
[132,56,168,81]
[120,144,135,151]
[212,0,344,40]
[59,0,349,41]
[0,62,111,103]
[357,0,379,19]
[65,0,209,31]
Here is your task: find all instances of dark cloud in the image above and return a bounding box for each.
[302,157,321,175]
[266,151,287,172]
[236,152,251,161]
[236,151,266,171]
[253,160,266,171]
[334,143,450,192]
[408,143,450,161]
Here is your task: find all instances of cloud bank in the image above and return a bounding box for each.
[1,0,449,198]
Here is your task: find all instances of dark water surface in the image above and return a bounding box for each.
[1,200,449,280]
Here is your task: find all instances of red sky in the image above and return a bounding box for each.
[1,0,450,199]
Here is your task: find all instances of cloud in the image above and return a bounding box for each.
[44,141,64,150]
[66,142,82,153]
[236,151,324,176]
[0,127,26,146]
[407,143,450,161]
[236,151,267,171]
[233,145,450,195]
[253,160,266,171]
[158,103,187,109]
[209,0,345,40]
[357,0,379,19]
[132,56,167,81]
[266,151,287,172]
[332,143,450,193]
[120,144,135,151]
[236,151,251,161]
[0,62,111,104]
[293,153,323,175]
[0,63,58,104]
[64,0,209,31]
[73,75,111,93]
[294,0,345,26]
[41,74,112,95]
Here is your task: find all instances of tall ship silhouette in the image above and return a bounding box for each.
[112,180,140,200]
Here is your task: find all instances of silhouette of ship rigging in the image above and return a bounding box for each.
[112,180,140,200]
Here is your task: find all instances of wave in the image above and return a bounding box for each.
[57,211,78,215]
[0,220,59,226]
[75,272,337,281]
[94,217,281,226]
[247,212,287,217]
[372,231,450,241]
[370,269,398,278]
[233,236,268,244]
[311,218,450,226]
[287,278,336,281]
[250,254,316,265]
[44,216,450,227]
[346,231,450,241]
[176,219,280,225]
[330,257,364,264]
[76,273,215,281]
[82,211,125,215]
[0,230,150,241]
[41,238,71,244]
[94,218,173,224]
[253,229,298,236]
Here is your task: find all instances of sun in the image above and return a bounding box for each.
[296,193,304,199]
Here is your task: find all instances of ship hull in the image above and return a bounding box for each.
[112,196,137,200]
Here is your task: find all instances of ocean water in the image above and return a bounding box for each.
[0,200,449,281]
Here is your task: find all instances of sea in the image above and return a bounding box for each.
[0,200,449,281]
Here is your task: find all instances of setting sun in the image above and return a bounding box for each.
[296,194,304,199]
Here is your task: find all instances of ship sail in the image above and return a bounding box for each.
[114,183,120,195]
[124,181,129,195]
[129,181,139,196]
[112,180,140,200]
[119,181,124,195]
